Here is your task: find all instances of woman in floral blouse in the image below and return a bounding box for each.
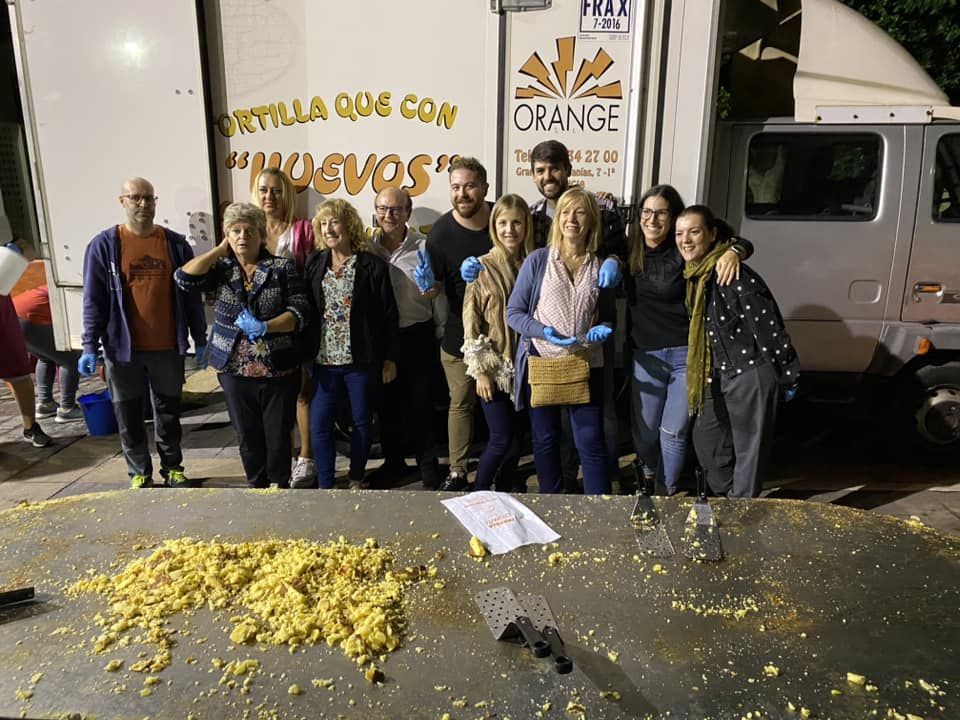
[303,199,398,489]
[175,202,310,488]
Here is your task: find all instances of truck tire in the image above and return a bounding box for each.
[896,361,960,459]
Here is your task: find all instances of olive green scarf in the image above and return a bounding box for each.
[683,241,732,416]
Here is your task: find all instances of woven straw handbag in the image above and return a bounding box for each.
[527,353,590,408]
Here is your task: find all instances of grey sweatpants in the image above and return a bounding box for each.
[691,363,778,498]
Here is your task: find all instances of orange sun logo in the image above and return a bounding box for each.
[515,36,623,101]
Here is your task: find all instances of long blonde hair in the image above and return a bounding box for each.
[489,194,534,260]
[547,187,600,253]
[251,167,296,225]
[313,199,367,253]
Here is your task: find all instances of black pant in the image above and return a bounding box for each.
[219,372,300,488]
[104,350,184,479]
[692,364,779,498]
[378,320,440,483]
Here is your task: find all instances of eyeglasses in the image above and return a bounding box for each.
[122,194,158,205]
[640,208,670,220]
[375,205,408,216]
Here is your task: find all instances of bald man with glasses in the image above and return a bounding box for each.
[367,187,446,488]
[78,177,207,489]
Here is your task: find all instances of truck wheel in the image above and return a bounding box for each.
[898,361,960,458]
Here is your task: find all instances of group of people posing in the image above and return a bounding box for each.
[72,139,799,498]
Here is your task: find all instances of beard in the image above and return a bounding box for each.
[538,180,566,200]
[455,197,482,218]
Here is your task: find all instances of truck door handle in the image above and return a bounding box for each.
[912,282,943,303]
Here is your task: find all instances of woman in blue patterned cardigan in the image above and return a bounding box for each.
[175,202,311,488]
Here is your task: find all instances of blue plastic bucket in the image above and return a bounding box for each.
[78,390,119,436]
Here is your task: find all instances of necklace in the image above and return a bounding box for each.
[240,262,257,290]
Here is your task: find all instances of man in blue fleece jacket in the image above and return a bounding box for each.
[78,177,207,488]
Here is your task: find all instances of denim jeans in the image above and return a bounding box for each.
[476,391,523,492]
[310,364,374,489]
[527,368,609,495]
[631,346,690,492]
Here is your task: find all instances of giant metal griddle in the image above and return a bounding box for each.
[0,489,957,719]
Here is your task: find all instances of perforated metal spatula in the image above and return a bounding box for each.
[629,465,675,558]
[474,586,551,659]
[517,592,573,674]
[681,468,724,562]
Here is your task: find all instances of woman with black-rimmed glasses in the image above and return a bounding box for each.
[624,185,753,495]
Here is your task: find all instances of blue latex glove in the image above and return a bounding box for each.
[598,257,622,289]
[413,249,435,293]
[194,343,208,370]
[586,325,613,344]
[543,327,578,347]
[3,241,23,255]
[78,352,98,377]
[460,256,483,284]
[236,309,268,341]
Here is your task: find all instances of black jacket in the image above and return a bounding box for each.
[303,249,398,367]
[704,263,799,387]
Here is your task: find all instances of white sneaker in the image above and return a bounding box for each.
[290,457,317,488]
[55,405,84,423]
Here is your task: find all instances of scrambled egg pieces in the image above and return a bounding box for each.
[68,536,419,673]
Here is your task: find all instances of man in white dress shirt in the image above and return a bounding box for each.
[368,187,446,488]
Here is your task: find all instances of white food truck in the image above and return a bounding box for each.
[5,0,960,453]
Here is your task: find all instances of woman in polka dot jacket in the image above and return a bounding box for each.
[677,204,799,498]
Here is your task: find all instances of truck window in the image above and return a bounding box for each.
[934,134,960,223]
[745,134,882,221]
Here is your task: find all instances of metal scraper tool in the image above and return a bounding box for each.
[681,468,724,562]
[474,586,551,658]
[629,469,676,558]
[517,593,573,674]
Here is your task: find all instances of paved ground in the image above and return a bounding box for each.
[1,368,958,535]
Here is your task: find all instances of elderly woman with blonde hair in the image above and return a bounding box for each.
[461,194,535,492]
[175,202,310,488]
[303,199,398,489]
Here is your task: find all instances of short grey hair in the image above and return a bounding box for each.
[223,202,266,240]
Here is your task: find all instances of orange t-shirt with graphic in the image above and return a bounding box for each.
[118,225,176,351]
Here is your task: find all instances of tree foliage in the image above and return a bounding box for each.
[842,0,960,105]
